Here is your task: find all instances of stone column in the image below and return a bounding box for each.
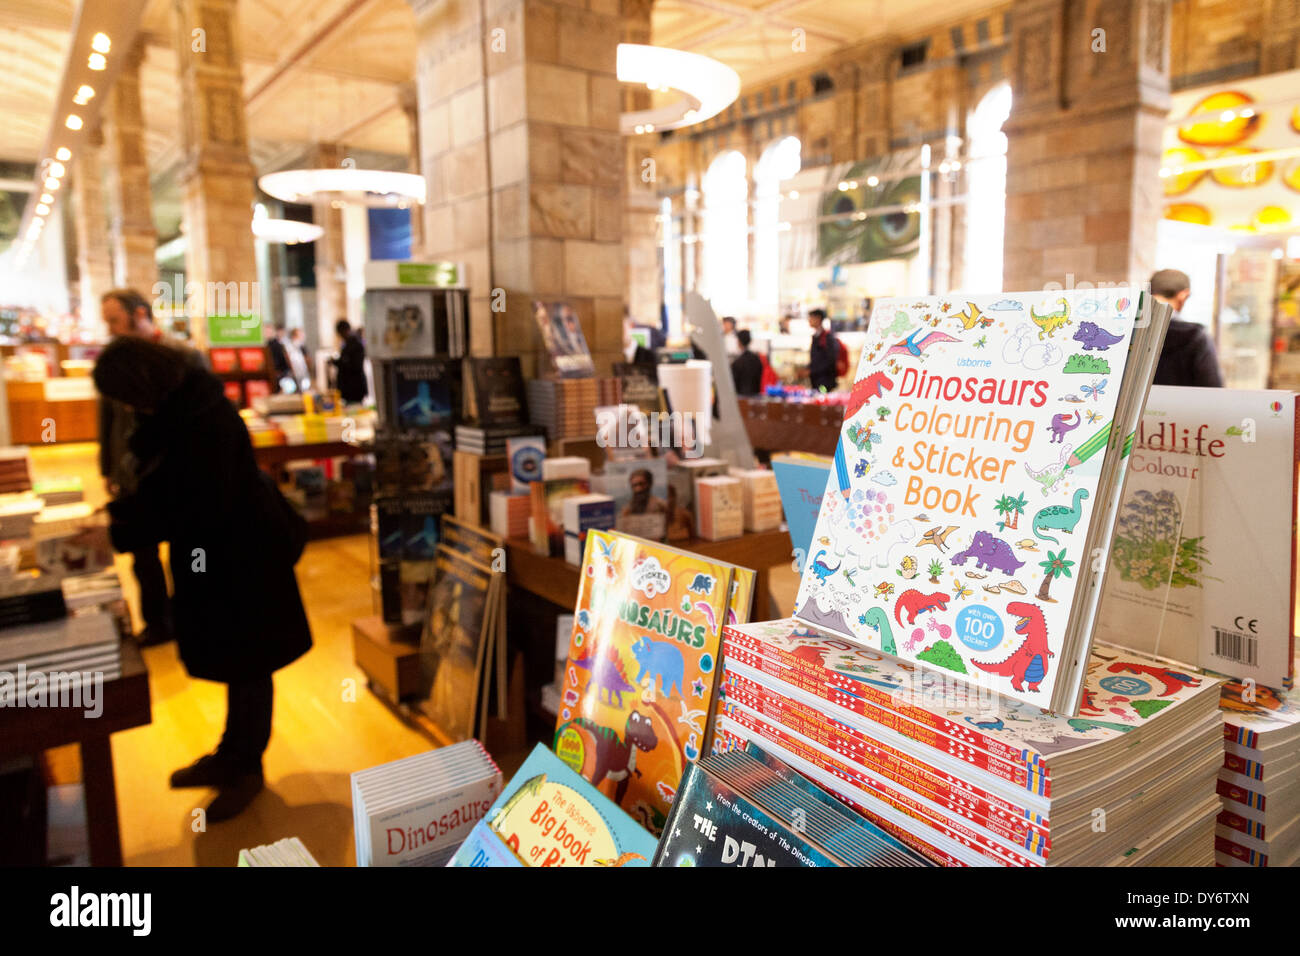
[72,127,115,322]
[622,0,659,329]
[399,84,426,259]
[174,0,260,346]
[412,0,627,372]
[1002,0,1171,292]
[311,143,349,338]
[103,38,158,294]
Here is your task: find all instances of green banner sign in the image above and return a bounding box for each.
[207,314,263,346]
[397,262,459,286]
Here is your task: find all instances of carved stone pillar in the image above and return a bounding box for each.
[72,127,115,322]
[103,38,158,294]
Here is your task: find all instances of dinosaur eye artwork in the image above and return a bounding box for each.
[817,164,923,265]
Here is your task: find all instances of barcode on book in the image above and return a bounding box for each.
[1213,628,1258,667]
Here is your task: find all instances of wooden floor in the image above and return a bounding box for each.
[29,442,434,867]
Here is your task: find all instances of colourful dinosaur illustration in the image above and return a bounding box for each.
[631,636,686,697]
[949,302,983,330]
[877,328,961,363]
[554,710,659,804]
[1025,444,1073,495]
[951,530,1024,575]
[573,644,639,707]
[1066,717,1133,734]
[1048,411,1081,444]
[860,606,897,654]
[1106,661,1202,697]
[1030,298,1072,339]
[845,371,895,419]
[972,601,1053,693]
[918,524,959,552]
[964,715,1004,731]
[1031,488,1089,544]
[1079,687,1103,716]
[894,588,950,626]
[693,600,716,633]
[687,573,714,594]
[489,773,546,830]
[847,420,876,451]
[809,549,840,583]
[881,311,915,337]
[1072,321,1124,351]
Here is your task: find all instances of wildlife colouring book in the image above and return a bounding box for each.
[554,530,735,834]
[793,290,1148,711]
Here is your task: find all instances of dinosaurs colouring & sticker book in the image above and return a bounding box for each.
[793,290,1172,712]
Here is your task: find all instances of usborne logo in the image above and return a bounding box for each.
[49,886,151,936]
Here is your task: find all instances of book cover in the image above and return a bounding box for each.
[387,358,461,432]
[770,453,831,561]
[593,458,670,541]
[505,435,546,494]
[365,289,440,359]
[419,545,493,741]
[465,357,527,425]
[1097,387,1297,689]
[450,743,656,866]
[554,529,733,833]
[793,290,1144,709]
[529,476,590,557]
[696,476,743,541]
[533,301,595,378]
[562,494,616,566]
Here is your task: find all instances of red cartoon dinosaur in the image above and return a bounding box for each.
[894,589,949,626]
[1106,662,1201,698]
[845,371,894,420]
[972,601,1053,693]
[1079,687,1103,716]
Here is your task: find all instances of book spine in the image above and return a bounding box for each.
[723,671,1051,842]
[720,707,1041,867]
[722,640,1044,796]
[722,625,1047,774]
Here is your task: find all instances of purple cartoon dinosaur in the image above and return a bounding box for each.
[1048,411,1080,443]
[1073,321,1125,351]
[951,530,1024,575]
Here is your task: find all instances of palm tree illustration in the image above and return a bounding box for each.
[994,492,1028,531]
[1036,549,1074,602]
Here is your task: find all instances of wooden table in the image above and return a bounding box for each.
[0,640,151,866]
[253,440,372,540]
[505,528,793,618]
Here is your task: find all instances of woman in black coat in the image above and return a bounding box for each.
[331,319,368,403]
[88,336,313,822]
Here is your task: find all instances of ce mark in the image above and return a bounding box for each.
[1234,616,1259,633]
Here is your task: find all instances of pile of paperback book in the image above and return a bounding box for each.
[237,837,320,866]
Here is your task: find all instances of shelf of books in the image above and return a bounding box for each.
[332,288,1300,867]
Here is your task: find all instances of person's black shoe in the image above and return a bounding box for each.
[169,752,239,789]
[205,770,265,823]
[135,625,175,648]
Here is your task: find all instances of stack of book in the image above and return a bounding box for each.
[454,422,538,456]
[526,378,599,441]
[61,569,129,633]
[695,476,743,541]
[733,468,782,533]
[0,611,121,707]
[0,570,68,628]
[1216,676,1300,866]
[351,739,501,867]
[237,837,320,866]
[716,619,1224,866]
[656,742,933,866]
[32,477,83,506]
[0,493,43,539]
[278,414,346,445]
[32,504,113,576]
[488,490,531,540]
[0,448,32,494]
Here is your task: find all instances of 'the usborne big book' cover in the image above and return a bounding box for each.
[449,743,655,866]
[1097,386,1297,689]
[554,529,733,833]
[793,290,1170,712]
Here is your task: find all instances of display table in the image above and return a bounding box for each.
[505,528,793,618]
[253,440,372,539]
[0,640,151,866]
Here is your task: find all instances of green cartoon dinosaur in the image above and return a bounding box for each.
[1031,488,1090,544]
[859,606,897,655]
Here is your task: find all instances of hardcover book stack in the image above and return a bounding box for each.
[32,477,83,506]
[237,837,320,866]
[0,611,121,707]
[456,357,534,454]
[0,448,33,494]
[0,492,42,539]
[351,739,501,867]
[656,742,933,866]
[716,619,1224,866]
[1215,676,1300,866]
[0,569,68,628]
[526,378,599,441]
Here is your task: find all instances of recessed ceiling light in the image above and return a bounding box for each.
[91,33,111,54]
[65,114,83,130]
[48,161,65,178]
[54,147,70,162]
[44,177,59,190]
[73,85,95,105]
[88,53,106,70]
[39,193,53,204]
[35,203,50,215]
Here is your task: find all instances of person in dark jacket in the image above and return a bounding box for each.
[85,337,313,822]
[731,329,764,396]
[98,289,173,647]
[331,319,368,403]
[1150,269,1223,388]
[807,308,840,391]
[266,325,291,391]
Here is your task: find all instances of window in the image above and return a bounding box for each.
[700,150,749,318]
[753,136,801,316]
[963,83,1012,293]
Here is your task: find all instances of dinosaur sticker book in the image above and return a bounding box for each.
[793,290,1172,712]
[555,530,735,834]
[449,743,656,867]
[1097,386,1298,691]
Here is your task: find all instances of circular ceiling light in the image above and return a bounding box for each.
[617,43,740,135]
[251,218,325,244]
[258,168,425,208]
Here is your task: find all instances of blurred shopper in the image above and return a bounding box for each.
[98,289,174,647]
[807,308,845,392]
[87,336,312,822]
[286,327,312,392]
[731,329,764,396]
[331,319,368,403]
[722,316,741,358]
[1150,269,1223,388]
[266,325,291,391]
